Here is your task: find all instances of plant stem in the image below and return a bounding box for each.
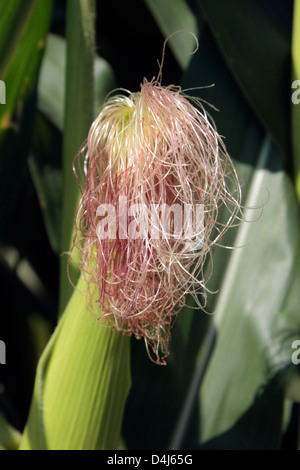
[59,0,96,315]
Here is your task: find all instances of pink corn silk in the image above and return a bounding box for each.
[71,80,242,364]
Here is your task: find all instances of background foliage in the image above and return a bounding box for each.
[0,0,299,450]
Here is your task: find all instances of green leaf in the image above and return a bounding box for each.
[37,34,66,131]
[191,140,300,449]
[197,0,291,157]
[28,114,62,253]
[0,0,53,225]
[38,33,115,131]
[0,0,53,154]
[144,0,198,69]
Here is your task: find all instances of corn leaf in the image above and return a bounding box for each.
[37,33,115,131]
[197,0,291,157]
[0,0,53,224]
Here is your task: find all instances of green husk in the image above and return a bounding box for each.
[19,274,131,450]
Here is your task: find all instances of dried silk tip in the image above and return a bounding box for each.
[71,78,242,364]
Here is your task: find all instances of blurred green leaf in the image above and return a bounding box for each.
[191,139,300,449]
[144,0,198,69]
[0,0,53,225]
[38,33,115,130]
[0,0,53,154]
[197,0,291,157]
[0,3,56,420]
[28,114,62,253]
[37,34,66,131]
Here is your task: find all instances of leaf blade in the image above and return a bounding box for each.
[197,0,291,156]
